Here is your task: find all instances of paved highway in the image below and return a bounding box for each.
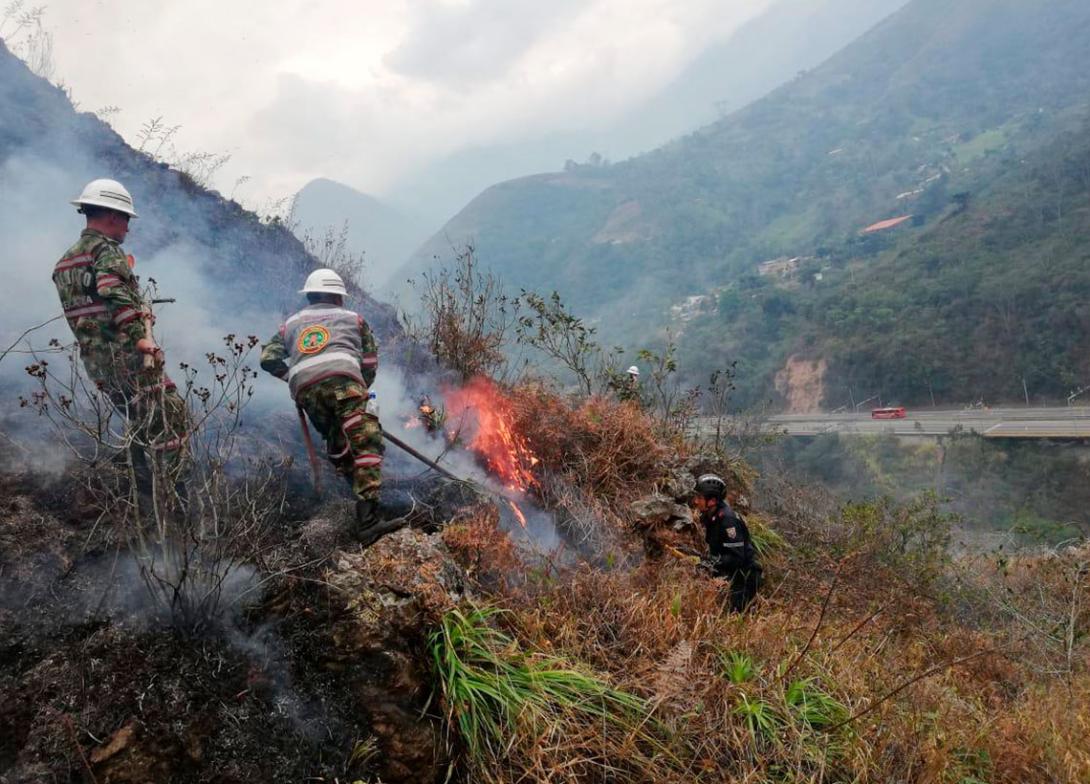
[707,407,1090,439]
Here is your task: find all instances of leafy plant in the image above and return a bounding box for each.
[734,693,781,741]
[719,650,757,684]
[516,290,609,396]
[784,677,848,729]
[403,245,518,382]
[747,514,787,555]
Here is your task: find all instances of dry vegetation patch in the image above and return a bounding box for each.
[423,388,1090,783]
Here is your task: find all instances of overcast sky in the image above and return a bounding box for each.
[37,0,770,207]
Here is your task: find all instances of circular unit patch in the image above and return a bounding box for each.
[297,324,331,355]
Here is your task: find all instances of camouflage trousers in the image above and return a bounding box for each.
[296,377,383,501]
[81,344,190,474]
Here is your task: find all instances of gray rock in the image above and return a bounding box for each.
[660,466,696,500]
[630,493,693,528]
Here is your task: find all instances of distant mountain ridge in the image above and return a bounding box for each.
[291,178,429,292]
[386,0,909,220]
[400,0,1090,407]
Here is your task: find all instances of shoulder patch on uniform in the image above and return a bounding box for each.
[726,527,737,539]
[297,324,331,354]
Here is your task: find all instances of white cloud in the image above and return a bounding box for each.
[41,0,770,204]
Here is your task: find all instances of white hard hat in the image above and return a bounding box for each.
[70,178,138,217]
[626,365,640,376]
[300,268,348,296]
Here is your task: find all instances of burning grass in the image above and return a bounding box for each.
[445,377,540,494]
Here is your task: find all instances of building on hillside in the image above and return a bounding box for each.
[861,215,913,234]
[670,294,715,323]
[757,256,811,279]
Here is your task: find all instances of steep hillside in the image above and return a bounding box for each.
[401,0,1090,404]
[0,41,399,385]
[291,178,430,292]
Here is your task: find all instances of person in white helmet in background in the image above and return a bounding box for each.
[52,178,189,479]
[260,269,388,543]
[616,365,642,404]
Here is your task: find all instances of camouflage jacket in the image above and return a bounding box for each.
[260,306,378,392]
[53,229,148,354]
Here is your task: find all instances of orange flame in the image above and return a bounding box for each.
[444,377,539,494]
[506,499,528,529]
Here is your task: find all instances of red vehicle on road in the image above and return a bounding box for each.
[871,406,907,420]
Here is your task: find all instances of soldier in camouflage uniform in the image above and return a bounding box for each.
[53,179,189,479]
[259,268,386,539]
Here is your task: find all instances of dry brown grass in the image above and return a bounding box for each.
[429,384,1090,783]
[509,382,674,500]
[441,505,523,589]
[482,544,1086,782]
[416,382,1090,782]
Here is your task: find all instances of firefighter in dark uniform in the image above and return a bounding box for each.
[693,474,762,612]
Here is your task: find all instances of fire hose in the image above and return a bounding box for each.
[380,430,531,529]
[295,413,523,520]
[381,433,535,533]
[381,430,464,483]
[294,414,486,491]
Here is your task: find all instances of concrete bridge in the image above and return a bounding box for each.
[712,407,1090,439]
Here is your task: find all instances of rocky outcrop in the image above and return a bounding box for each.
[317,528,469,783]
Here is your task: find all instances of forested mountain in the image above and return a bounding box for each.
[401,0,1090,408]
[684,120,1090,407]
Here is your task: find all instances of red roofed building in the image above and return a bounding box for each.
[861,215,913,234]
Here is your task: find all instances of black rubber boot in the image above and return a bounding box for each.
[354,498,408,548]
[357,517,409,548]
[355,499,380,535]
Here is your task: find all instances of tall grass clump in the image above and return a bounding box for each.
[428,604,678,782]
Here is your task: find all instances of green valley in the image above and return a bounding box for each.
[403,0,1090,408]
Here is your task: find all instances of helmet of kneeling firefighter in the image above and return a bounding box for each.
[695,473,727,499]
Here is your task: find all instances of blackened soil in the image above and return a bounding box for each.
[0,461,442,783]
